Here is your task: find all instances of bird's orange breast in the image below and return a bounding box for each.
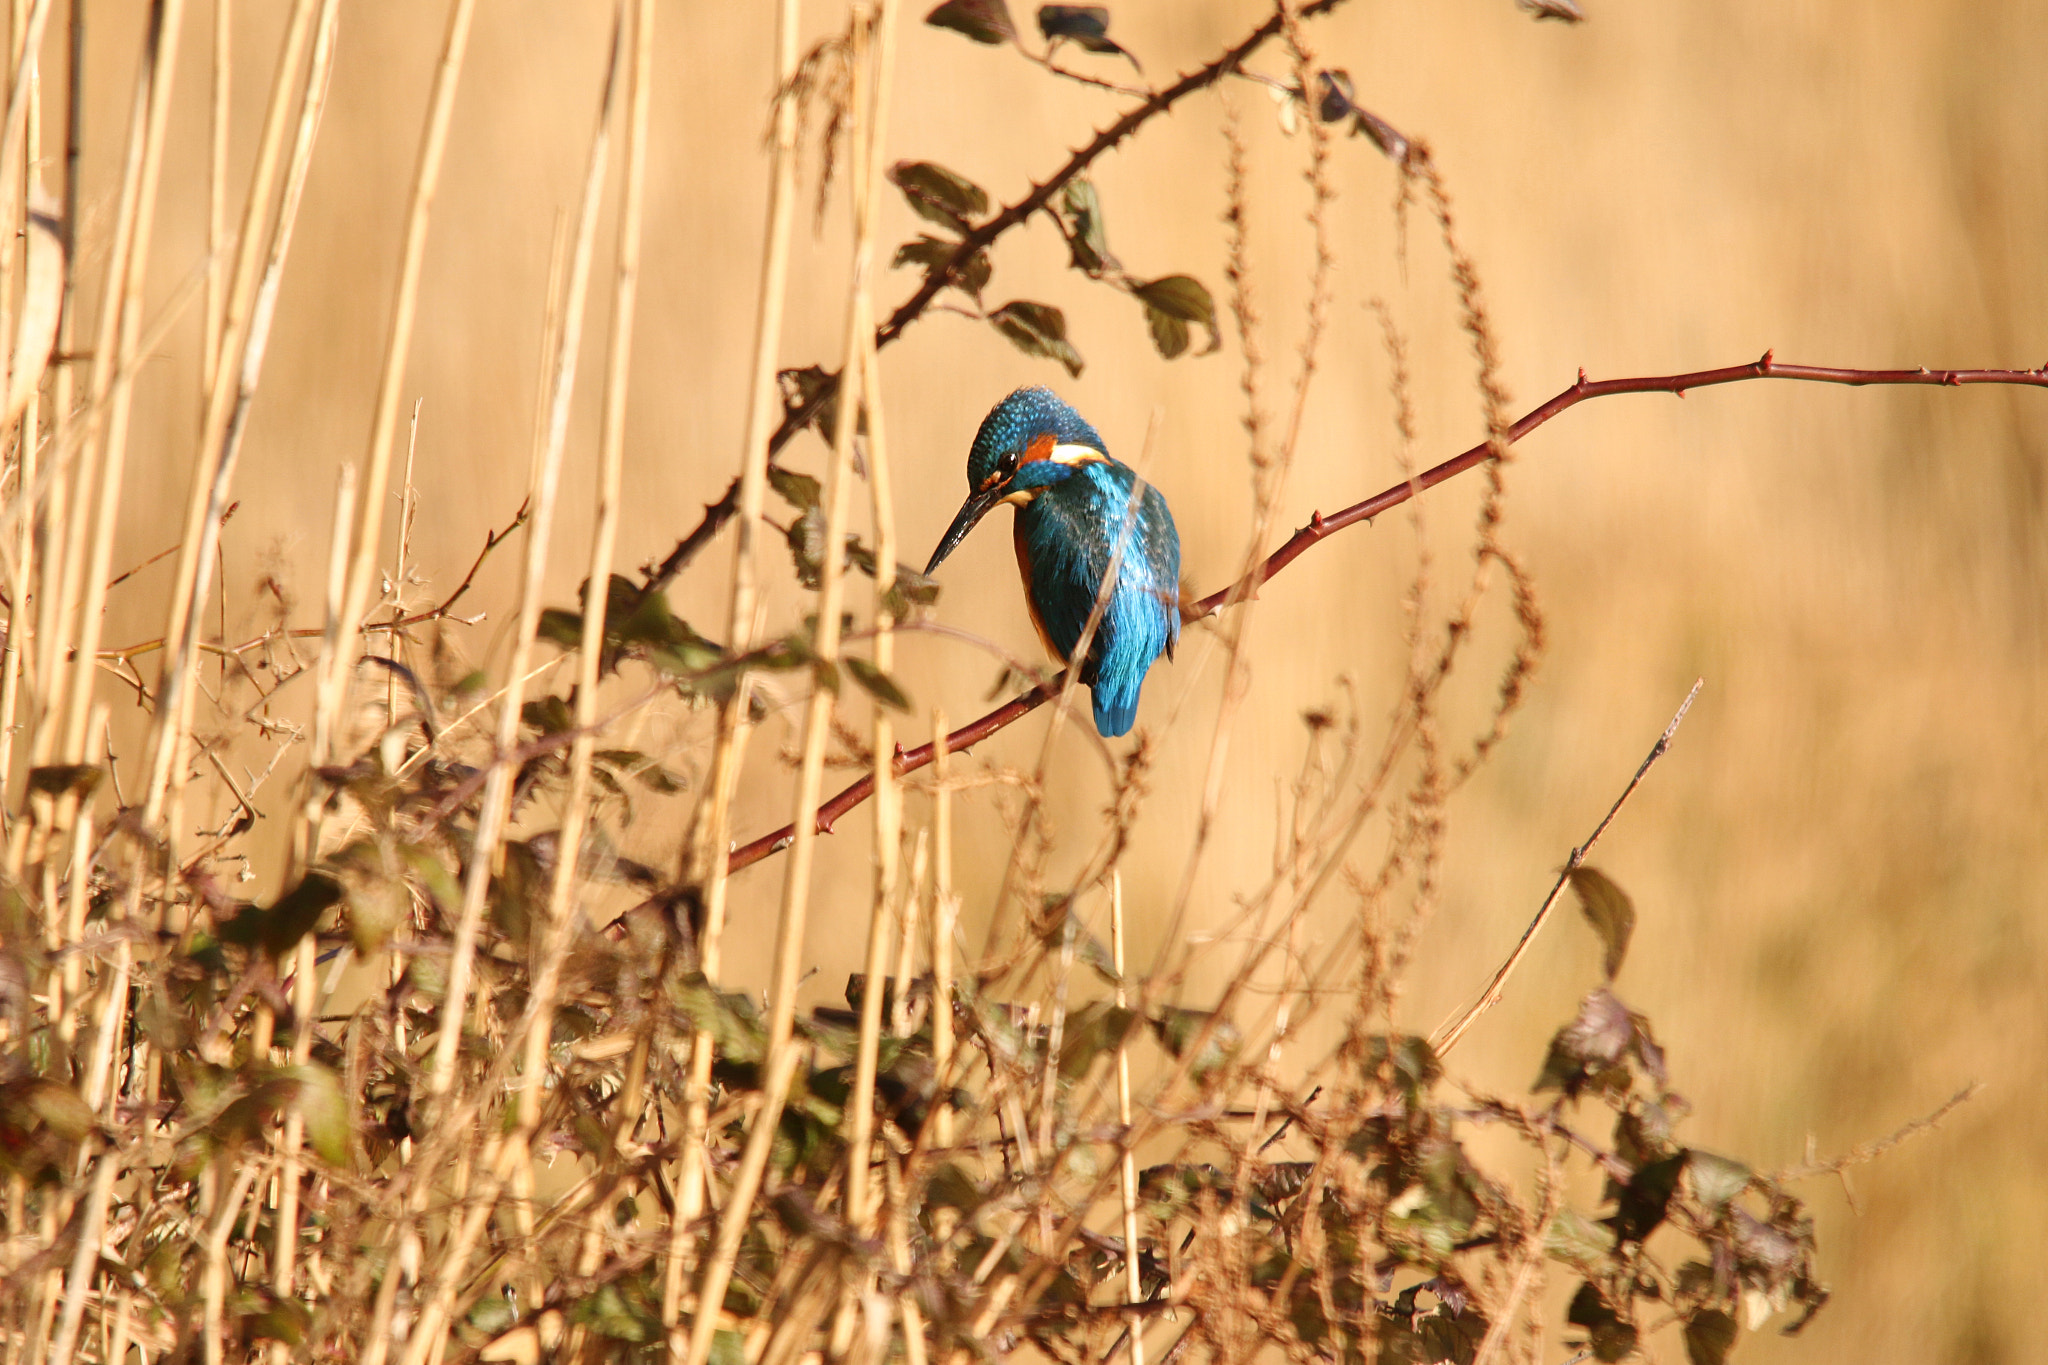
[1013,519,1066,663]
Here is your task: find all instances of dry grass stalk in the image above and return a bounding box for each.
[669,0,803,1322]
[846,0,902,1247]
[52,0,186,772]
[144,0,329,828]
[321,0,476,762]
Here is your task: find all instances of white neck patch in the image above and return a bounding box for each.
[1048,442,1105,467]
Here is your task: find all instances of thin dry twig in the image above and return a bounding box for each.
[1430,678,1703,1056]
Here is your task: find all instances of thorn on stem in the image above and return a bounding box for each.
[1757,348,1775,368]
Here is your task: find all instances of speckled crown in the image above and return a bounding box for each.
[966,387,1108,487]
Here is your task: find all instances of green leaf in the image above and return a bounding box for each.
[1688,1151,1752,1212]
[989,300,1084,376]
[571,1280,661,1344]
[286,1063,350,1168]
[1058,1002,1137,1081]
[596,749,686,794]
[535,606,583,649]
[892,235,992,298]
[888,160,990,230]
[925,0,1016,45]
[1135,275,1219,356]
[708,1328,748,1365]
[521,694,575,737]
[1683,1309,1738,1365]
[5,1079,96,1142]
[1144,307,1189,360]
[777,365,842,439]
[845,656,912,711]
[884,565,943,616]
[1570,866,1636,980]
[1037,5,1135,62]
[786,506,827,588]
[1056,178,1116,275]
[1363,1034,1442,1098]
[1149,1007,1240,1083]
[1544,1205,1615,1269]
[768,465,822,513]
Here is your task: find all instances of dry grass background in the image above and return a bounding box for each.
[54,0,2046,1360]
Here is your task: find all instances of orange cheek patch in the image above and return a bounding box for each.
[1026,432,1056,464]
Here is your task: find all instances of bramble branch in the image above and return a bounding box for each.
[718,354,2048,876]
[639,0,1357,597]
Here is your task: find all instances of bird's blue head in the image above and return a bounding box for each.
[928,387,1108,574]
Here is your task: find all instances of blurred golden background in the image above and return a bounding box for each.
[69,1,2044,1360]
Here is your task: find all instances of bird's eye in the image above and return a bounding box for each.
[999,448,1020,472]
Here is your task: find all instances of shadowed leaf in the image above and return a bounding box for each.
[926,0,1016,45]
[1316,69,1356,123]
[1135,275,1219,355]
[1038,5,1136,63]
[1684,1309,1737,1365]
[1517,0,1587,21]
[1058,1001,1137,1081]
[218,872,344,958]
[990,300,1084,376]
[1150,1006,1240,1082]
[1609,1150,1687,1243]
[1567,1282,1639,1362]
[1570,866,1636,979]
[892,234,993,299]
[889,160,989,230]
[787,506,827,588]
[846,656,912,711]
[768,465,822,513]
[27,764,101,799]
[1056,178,1117,275]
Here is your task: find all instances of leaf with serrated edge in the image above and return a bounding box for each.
[989,300,1084,376]
[888,161,989,230]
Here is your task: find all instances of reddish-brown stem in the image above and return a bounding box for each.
[720,353,2048,876]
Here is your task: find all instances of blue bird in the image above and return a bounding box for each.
[925,387,1180,738]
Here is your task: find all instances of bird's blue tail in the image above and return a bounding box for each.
[1090,678,1140,737]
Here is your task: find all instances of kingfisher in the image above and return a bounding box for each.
[925,387,1180,738]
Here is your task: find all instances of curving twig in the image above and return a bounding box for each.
[717,353,2048,876]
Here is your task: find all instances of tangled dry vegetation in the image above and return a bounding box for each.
[0,2,2008,1363]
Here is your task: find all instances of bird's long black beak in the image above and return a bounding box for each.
[924,484,1006,575]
